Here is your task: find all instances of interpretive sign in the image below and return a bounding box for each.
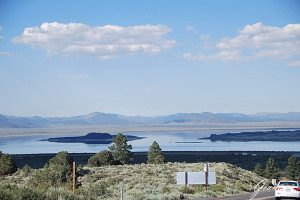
[176,163,216,192]
[176,171,216,185]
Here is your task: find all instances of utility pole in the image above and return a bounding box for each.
[72,161,76,195]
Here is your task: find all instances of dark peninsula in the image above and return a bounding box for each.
[41,132,144,144]
[201,130,300,142]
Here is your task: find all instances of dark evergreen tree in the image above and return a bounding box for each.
[285,156,300,180]
[147,141,165,164]
[0,151,17,176]
[109,133,133,164]
[253,163,264,177]
[88,150,113,166]
[264,157,279,179]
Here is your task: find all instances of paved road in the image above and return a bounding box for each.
[198,190,274,200]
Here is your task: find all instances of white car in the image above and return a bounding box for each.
[275,181,300,200]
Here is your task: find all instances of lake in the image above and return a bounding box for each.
[0,127,299,154]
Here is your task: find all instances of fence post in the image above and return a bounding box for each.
[120,182,124,200]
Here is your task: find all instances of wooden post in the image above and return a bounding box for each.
[72,161,76,195]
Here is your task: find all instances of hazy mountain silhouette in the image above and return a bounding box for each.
[1,111,300,128]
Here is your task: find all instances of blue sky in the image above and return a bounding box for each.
[0,0,300,117]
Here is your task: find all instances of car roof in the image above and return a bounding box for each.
[279,180,298,182]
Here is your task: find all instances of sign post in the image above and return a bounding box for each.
[204,163,209,191]
[176,163,216,192]
[185,172,188,187]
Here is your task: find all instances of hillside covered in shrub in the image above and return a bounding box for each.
[1,162,263,200]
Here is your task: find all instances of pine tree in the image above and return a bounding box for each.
[253,163,264,177]
[109,133,133,164]
[285,156,300,180]
[147,141,165,164]
[264,157,279,179]
[0,151,17,176]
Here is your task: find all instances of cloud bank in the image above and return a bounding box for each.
[13,22,175,59]
[183,22,300,65]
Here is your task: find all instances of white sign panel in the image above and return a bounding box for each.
[176,172,187,185]
[188,172,206,184]
[207,172,216,184]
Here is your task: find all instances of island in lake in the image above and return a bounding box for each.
[201,130,300,142]
[41,132,145,144]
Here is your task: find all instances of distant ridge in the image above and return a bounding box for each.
[1,111,300,128]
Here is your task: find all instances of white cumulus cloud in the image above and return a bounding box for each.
[13,22,175,59]
[183,22,300,65]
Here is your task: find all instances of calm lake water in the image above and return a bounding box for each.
[0,128,299,154]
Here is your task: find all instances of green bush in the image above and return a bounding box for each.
[180,186,195,194]
[0,184,16,200]
[31,151,73,188]
[20,164,32,176]
[162,186,171,193]
[0,152,17,176]
[88,150,113,167]
[0,184,46,200]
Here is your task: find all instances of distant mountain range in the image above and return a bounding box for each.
[1,111,300,128]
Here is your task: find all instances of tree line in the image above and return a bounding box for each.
[253,156,300,180]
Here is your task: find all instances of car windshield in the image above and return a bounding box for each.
[279,182,298,186]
